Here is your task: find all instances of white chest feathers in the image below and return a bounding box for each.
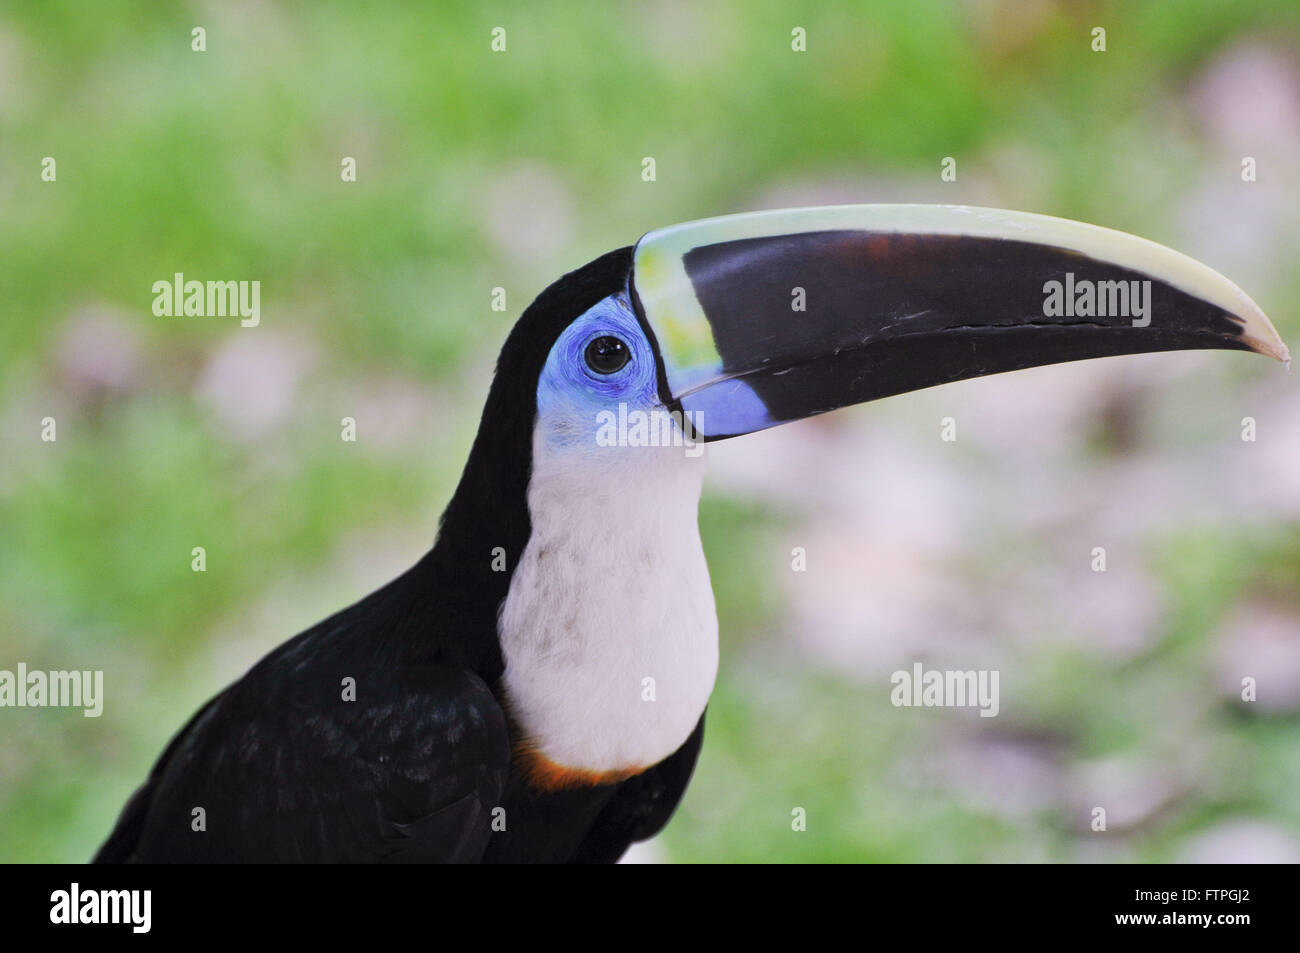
[499,431,718,774]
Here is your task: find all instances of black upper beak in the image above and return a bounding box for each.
[630,205,1288,440]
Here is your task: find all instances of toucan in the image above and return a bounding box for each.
[94,205,1287,863]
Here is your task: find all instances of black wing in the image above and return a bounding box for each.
[568,712,706,863]
[95,661,510,864]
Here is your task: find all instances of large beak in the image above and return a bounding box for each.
[630,205,1289,440]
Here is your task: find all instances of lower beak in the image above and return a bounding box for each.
[630,205,1288,440]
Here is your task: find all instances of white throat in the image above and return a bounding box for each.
[498,430,718,773]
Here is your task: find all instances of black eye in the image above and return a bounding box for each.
[584,335,631,374]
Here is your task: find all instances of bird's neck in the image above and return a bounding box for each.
[498,431,718,778]
[421,371,545,678]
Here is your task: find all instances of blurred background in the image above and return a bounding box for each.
[2,0,1299,863]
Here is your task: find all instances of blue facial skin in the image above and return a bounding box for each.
[536,289,783,446]
[535,292,663,449]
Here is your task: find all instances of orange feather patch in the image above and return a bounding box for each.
[514,744,644,792]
